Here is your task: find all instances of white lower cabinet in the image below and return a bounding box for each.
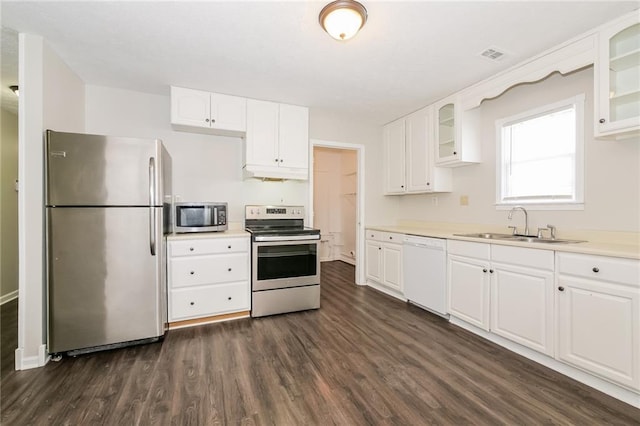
[365,230,403,292]
[365,240,382,282]
[447,240,491,330]
[382,242,402,291]
[556,252,640,391]
[167,234,250,323]
[490,245,554,356]
[448,241,554,354]
[171,283,248,320]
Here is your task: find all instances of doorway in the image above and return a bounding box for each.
[309,139,365,285]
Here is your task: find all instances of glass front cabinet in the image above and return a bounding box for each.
[434,95,481,167]
[596,14,640,138]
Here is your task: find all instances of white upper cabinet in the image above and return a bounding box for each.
[383,107,452,195]
[171,86,246,136]
[245,99,309,180]
[434,95,481,167]
[595,13,640,138]
[383,118,406,194]
[245,99,279,167]
[278,103,310,170]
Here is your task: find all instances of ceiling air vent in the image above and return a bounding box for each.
[479,46,507,62]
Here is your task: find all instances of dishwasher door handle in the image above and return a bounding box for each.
[405,242,445,250]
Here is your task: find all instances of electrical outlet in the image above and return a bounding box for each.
[432,196,438,206]
[460,195,469,206]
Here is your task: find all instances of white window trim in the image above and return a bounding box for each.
[495,94,585,211]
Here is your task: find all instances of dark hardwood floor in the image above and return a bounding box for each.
[2,261,639,425]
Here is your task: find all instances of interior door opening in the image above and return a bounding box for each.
[310,140,365,285]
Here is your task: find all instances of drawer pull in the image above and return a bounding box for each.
[482,268,487,273]
[190,301,195,305]
[558,286,565,292]
[228,245,232,249]
[489,269,494,274]
[228,297,232,300]
[190,271,195,275]
[189,247,194,252]
[228,268,232,272]
[592,267,600,273]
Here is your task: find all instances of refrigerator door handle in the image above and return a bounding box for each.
[149,157,156,256]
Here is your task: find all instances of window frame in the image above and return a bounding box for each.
[495,94,585,211]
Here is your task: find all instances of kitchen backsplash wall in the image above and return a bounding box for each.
[396,67,640,233]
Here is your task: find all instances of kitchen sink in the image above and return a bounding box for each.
[454,232,519,240]
[455,233,586,244]
[509,236,586,244]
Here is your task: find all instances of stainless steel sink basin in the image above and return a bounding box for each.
[510,236,586,244]
[455,233,586,244]
[454,233,518,240]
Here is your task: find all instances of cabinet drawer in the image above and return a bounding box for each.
[557,253,640,287]
[448,240,490,260]
[381,232,403,244]
[170,254,249,288]
[170,282,249,321]
[491,245,554,271]
[169,237,249,257]
[366,230,382,241]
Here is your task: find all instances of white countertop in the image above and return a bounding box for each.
[167,229,250,241]
[367,225,640,260]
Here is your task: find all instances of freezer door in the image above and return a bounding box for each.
[47,207,165,354]
[46,130,164,206]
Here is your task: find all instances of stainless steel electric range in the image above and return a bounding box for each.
[245,205,321,317]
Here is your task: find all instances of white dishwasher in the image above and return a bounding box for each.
[402,235,448,318]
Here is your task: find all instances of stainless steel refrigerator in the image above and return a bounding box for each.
[45,130,172,355]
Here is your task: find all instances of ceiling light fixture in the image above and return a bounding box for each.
[319,0,367,41]
[10,85,19,96]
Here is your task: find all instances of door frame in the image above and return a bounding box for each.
[309,139,366,285]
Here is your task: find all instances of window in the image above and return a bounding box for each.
[496,94,585,210]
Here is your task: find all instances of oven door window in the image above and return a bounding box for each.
[257,243,317,280]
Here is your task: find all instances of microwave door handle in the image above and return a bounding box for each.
[214,206,218,226]
[149,157,156,256]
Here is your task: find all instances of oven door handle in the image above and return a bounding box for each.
[254,235,320,242]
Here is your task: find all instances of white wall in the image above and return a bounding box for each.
[84,85,308,224]
[396,68,640,234]
[1,108,19,300]
[43,44,85,131]
[16,35,85,370]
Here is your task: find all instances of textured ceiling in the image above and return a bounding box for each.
[1,1,638,124]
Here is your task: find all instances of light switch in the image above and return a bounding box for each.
[460,195,469,206]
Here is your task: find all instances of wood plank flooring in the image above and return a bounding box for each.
[2,261,639,425]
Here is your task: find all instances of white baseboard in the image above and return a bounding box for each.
[339,254,356,265]
[0,290,18,305]
[14,344,49,370]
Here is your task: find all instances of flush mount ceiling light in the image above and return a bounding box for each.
[10,85,19,96]
[319,0,368,41]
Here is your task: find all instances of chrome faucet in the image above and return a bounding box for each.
[508,206,529,236]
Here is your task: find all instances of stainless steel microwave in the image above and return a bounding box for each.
[174,202,227,233]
